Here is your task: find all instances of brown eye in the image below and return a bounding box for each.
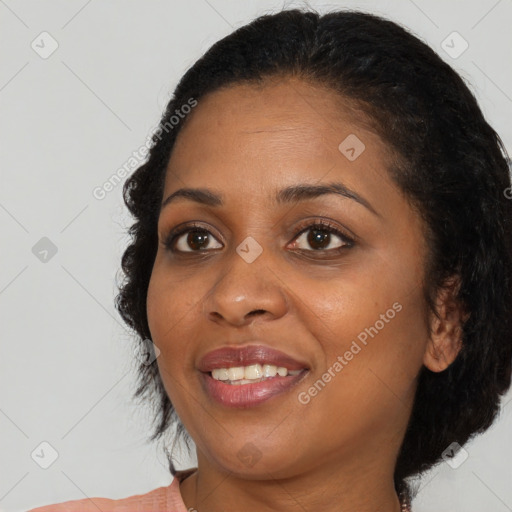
[164,225,222,253]
[174,229,222,252]
[311,228,336,249]
[291,222,353,252]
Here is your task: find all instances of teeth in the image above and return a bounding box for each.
[211,364,302,382]
[213,368,230,381]
[244,364,263,379]
[262,364,277,377]
[277,367,288,377]
[227,367,245,381]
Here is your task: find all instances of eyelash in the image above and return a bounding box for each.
[163,219,355,255]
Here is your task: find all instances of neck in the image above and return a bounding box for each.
[179,454,404,512]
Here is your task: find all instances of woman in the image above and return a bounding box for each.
[29,7,512,512]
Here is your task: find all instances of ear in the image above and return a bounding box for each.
[423,275,467,372]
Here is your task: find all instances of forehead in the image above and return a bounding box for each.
[163,77,394,203]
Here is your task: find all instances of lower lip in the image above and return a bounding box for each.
[200,370,308,408]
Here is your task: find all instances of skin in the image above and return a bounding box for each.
[146,76,464,512]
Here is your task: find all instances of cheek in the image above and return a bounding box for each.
[294,284,426,446]
[300,257,427,394]
[147,259,200,337]
[146,273,191,411]
[146,265,202,380]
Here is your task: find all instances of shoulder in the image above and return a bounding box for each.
[27,469,197,512]
[27,495,120,512]
[26,486,169,512]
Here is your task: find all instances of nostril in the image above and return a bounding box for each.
[248,309,266,317]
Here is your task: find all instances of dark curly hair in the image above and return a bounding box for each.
[114,7,512,502]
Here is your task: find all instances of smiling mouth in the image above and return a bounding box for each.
[198,343,310,406]
[201,366,309,407]
[209,363,303,385]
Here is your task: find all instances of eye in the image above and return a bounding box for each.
[163,219,354,255]
[163,222,222,253]
[290,219,354,253]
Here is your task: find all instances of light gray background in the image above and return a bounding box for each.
[1,1,511,511]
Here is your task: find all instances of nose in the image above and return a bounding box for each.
[202,247,288,327]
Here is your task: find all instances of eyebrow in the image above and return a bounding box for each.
[160,182,379,216]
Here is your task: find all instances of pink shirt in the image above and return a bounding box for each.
[27,468,196,512]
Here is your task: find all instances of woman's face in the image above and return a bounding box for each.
[147,77,432,479]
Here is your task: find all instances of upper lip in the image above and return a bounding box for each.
[198,344,309,372]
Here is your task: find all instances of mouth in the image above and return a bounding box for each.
[200,366,309,408]
[198,344,310,408]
